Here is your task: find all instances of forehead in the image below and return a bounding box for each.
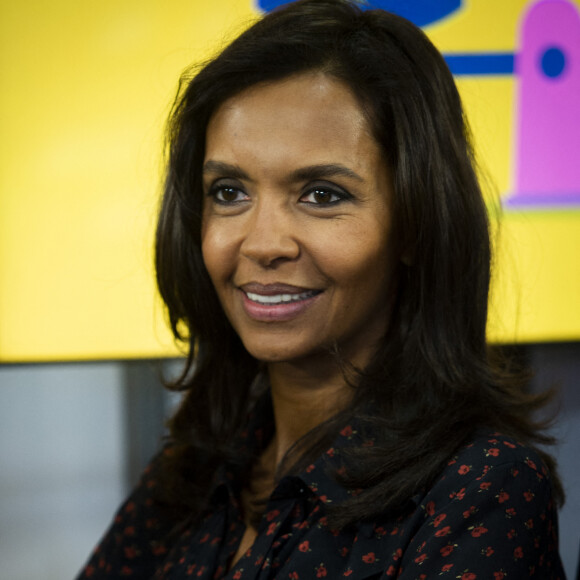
[204,72,380,172]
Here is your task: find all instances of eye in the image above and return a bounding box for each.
[208,185,249,204]
[300,185,351,205]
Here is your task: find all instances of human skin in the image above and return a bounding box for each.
[201,71,397,376]
[201,70,399,568]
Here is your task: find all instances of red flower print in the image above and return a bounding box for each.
[471,525,488,538]
[442,563,454,572]
[386,565,396,576]
[120,566,133,575]
[479,482,492,490]
[414,553,427,564]
[151,543,167,556]
[425,501,435,516]
[485,546,494,557]
[493,571,505,579]
[503,440,516,448]
[463,506,477,519]
[326,448,335,457]
[298,541,310,553]
[440,544,454,557]
[374,526,386,536]
[435,526,451,537]
[525,458,537,470]
[123,526,135,536]
[340,546,349,557]
[289,573,299,580]
[340,425,353,437]
[267,522,277,535]
[316,564,327,577]
[393,548,403,561]
[343,569,353,577]
[124,546,138,559]
[505,507,516,517]
[266,509,280,521]
[233,571,242,580]
[514,546,523,559]
[487,448,500,457]
[305,464,315,473]
[458,464,470,475]
[200,533,210,544]
[497,491,509,503]
[362,552,376,564]
[525,518,534,529]
[433,513,447,527]
[507,528,516,539]
[523,490,535,502]
[462,573,477,580]
[85,565,95,578]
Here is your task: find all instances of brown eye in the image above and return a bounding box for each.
[219,188,240,202]
[210,186,248,204]
[301,186,349,205]
[312,189,334,203]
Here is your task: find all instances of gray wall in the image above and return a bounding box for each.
[0,346,578,579]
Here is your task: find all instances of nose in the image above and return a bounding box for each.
[240,200,300,267]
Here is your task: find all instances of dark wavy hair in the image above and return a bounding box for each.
[155,0,563,527]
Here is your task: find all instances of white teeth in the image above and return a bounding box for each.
[246,291,316,305]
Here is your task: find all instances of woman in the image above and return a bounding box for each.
[77,0,565,577]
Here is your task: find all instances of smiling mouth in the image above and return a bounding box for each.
[245,290,321,305]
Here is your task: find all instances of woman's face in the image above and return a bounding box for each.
[201,71,397,368]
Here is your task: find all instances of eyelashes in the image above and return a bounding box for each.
[208,185,249,204]
[300,185,352,205]
[206,182,353,207]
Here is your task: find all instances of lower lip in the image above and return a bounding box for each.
[240,290,321,322]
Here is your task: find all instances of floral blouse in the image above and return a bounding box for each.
[77,407,565,579]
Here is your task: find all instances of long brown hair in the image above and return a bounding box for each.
[155,0,563,527]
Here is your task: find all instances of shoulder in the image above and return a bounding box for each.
[395,433,564,577]
[75,447,181,579]
[438,432,551,489]
[421,432,555,512]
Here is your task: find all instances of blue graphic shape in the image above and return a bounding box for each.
[540,46,567,78]
[257,0,462,27]
[444,53,515,75]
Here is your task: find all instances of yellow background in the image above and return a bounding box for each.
[1,0,579,362]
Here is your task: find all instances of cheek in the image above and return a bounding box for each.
[200,223,227,284]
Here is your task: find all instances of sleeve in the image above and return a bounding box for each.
[397,454,565,579]
[75,450,181,579]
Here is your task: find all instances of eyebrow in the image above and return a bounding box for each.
[202,160,364,183]
[290,164,364,183]
[202,160,250,180]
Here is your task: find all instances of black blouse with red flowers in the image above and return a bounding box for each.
[77,401,565,580]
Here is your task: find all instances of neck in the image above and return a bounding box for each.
[265,357,354,467]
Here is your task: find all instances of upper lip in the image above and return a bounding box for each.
[239,282,320,296]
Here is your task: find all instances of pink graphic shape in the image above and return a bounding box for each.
[511,0,580,206]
